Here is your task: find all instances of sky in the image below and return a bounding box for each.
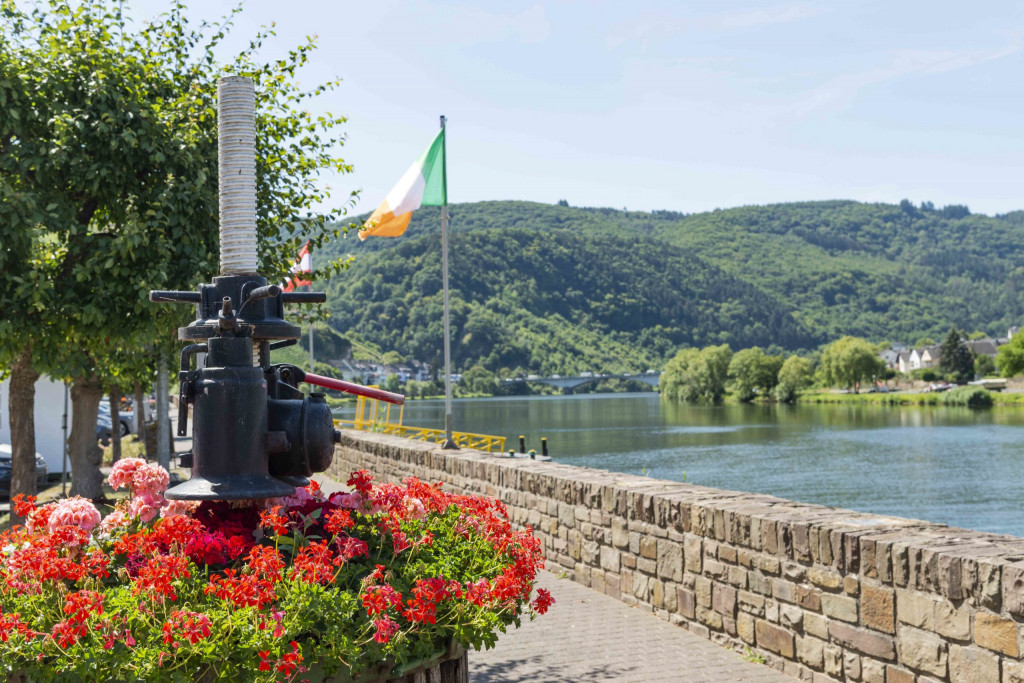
[131,0,1024,217]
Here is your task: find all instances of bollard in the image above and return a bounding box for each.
[519,435,525,454]
[508,450,515,458]
[529,449,536,459]
[541,437,548,457]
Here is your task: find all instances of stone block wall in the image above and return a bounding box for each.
[329,431,1024,682]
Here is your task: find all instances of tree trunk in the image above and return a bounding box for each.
[156,350,170,469]
[68,376,105,501]
[8,349,39,525]
[109,386,121,463]
[134,380,146,448]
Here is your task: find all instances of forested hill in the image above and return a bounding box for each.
[322,229,813,374]
[316,200,1024,373]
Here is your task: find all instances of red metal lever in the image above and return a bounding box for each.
[303,372,405,405]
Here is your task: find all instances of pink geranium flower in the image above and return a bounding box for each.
[128,492,165,523]
[108,458,146,491]
[48,497,102,534]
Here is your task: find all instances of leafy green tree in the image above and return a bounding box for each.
[975,354,996,377]
[913,337,936,349]
[821,336,884,392]
[383,374,402,394]
[662,345,732,402]
[939,327,974,383]
[969,331,988,340]
[773,356,812,402]
[997,334,1024,377]
[0,1,354,500]
[728,347,782,402]
[459,365,498,396]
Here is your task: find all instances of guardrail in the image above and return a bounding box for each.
[334,419,506,453]
[333,388,506,453]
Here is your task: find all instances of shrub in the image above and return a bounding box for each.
[941,386,993,408]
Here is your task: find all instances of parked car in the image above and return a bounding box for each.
[98,401,134,439]
[0,444,50,497]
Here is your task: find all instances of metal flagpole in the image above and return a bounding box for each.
[440,115,457,449]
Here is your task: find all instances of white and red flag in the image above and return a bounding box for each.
[282,241,312,293]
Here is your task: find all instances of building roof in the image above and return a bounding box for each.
[965,339,999,357]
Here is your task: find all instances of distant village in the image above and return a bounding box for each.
[327,358,435,386]
[879,327,1018,374]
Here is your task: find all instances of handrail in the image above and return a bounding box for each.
[334,419,506,453]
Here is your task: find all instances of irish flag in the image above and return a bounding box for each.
[361,127,447,239]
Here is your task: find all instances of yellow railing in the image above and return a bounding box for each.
[334,389,507,454]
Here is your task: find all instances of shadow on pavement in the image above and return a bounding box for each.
[471,653,636,682]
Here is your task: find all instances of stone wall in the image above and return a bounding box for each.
[329,431,1024,683]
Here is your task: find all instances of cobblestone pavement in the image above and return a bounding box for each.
[470,570,797,683]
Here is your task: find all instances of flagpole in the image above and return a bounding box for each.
[439,115,457,449]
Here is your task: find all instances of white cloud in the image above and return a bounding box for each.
[789,40,1024,114]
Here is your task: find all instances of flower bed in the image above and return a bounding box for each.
[0,460,551,681]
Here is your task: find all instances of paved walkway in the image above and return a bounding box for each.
[470,570,796,683]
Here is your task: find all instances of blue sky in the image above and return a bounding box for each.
[133,0,1024,217]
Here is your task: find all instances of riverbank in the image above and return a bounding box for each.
[800,388,1024,407]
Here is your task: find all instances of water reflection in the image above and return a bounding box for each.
[335,394,1024,537]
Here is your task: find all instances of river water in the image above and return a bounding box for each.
[335,393,1024,537]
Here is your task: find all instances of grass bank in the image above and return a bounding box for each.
[800,389,1024,407]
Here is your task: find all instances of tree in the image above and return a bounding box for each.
[661,345,732,402]
[913,337,936,349]
[821,336,884,392]
[773,356,812,402]
[383,374,402,394]
[938,327,973,384]
[460,365,498,396]
[728,347,782,402]
[997,334,1024,378]
[975,354,996,378]
[0,1,355,500]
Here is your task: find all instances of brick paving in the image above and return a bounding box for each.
[470,570,796,683]
[315,475,794,682]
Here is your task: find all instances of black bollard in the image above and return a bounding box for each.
[519,435,526,454]
[541,437,548,457]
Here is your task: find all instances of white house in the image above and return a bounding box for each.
[919,346,941,369]
[896,350,913,374]
[879,348,900,370]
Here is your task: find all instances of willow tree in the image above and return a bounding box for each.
[0,0,356,501]
[820,336,884,392]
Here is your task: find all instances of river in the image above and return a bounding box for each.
[335,393,1024,537]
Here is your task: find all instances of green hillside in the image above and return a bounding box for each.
[322,229,812,375]
[313,200,1024,374]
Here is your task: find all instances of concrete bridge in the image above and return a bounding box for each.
[501,371,660,393]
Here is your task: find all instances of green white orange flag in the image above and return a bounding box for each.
[361,127,447,239]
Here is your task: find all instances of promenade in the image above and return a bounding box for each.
[470,569,795,683]
[314,475,793,682]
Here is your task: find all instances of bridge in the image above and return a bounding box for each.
[501,372,660,393]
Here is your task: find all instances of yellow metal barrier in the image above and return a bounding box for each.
[334,389,507,454]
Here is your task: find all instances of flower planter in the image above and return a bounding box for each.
[0,466,550,681]
[7,644,467,683]
[302,641,468,683]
